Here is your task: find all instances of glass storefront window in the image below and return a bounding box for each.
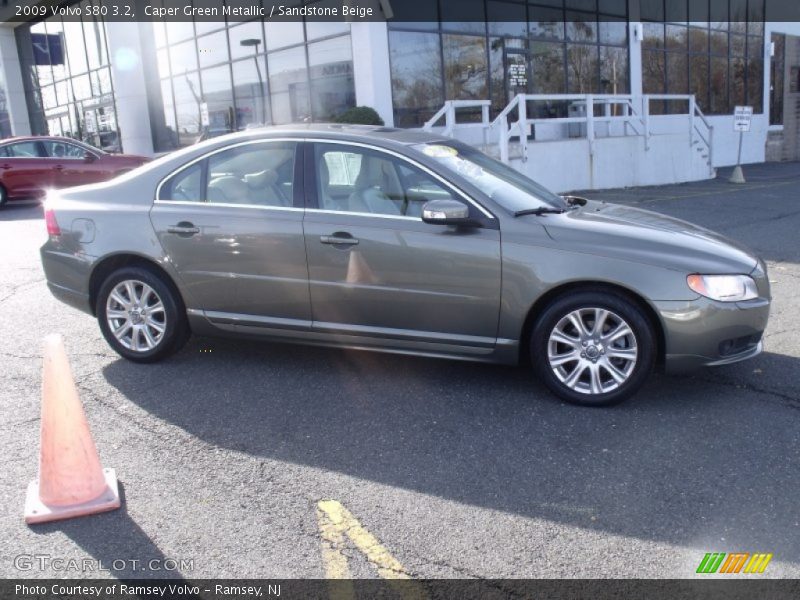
[232,58,269,128]
[529,8,565,40]
[308,36,355,121]
[197,31,230,69]
[229,21,265,61]
[170,40,199,76]
[389,31,444,128]
[269,46,310,124]
[264,21,304,52]
[173,71,202,146]
[63,22,88,75]
[201,65,234,134]
[770,33,785,126]
[442,34,488,101]
[151,18,352,149]
[566,43,599,93]
[600,46,628,93]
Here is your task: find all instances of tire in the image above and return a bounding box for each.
[531,291,656,407]
[0,184,7,209]
[96,266,189,363]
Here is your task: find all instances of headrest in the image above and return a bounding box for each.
[207,176,249,204]
[243,169,278,189]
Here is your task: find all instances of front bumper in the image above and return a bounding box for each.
[655,296,770,374]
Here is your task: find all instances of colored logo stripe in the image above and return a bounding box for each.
[697,552,772,574]
[697,553,726,573]
[744,553,773,573]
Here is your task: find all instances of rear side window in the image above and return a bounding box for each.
[160,163,203,202]
[3,142,43,157]
[158,141,296,206]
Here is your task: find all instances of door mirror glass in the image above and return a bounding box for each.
[421,199,471,225]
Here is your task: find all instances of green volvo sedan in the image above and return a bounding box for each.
[40,125,770,406]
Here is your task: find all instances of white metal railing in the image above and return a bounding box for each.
[421,99,491,142]
[422,94,714,175]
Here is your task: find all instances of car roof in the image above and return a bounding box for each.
[197,123,452,147]
[0,135,90,146]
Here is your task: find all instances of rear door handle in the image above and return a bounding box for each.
[320,234,359,246]
[0,164,11,170]
[167,222,200,236]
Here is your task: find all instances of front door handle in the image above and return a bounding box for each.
[320,234,359,246]
[167,222,200,236]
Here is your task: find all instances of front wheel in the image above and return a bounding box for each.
[96,266,189,363]
[531,291,656,407]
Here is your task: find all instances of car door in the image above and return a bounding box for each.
[40,140,107,187]
[302,141,502,350]
[0,141,54,198]
[149,140,311,328]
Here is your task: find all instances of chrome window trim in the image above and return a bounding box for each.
[305,138,495,219]
[154,138,300,205]
[155,199,304,212]
[304,208,420,221]
[153,135,495,220]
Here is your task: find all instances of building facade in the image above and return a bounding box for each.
[0,0,799,190]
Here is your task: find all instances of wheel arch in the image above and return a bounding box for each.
[518,281,666,368]
[88,253,186,317]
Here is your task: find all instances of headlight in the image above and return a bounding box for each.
[687,274,758,302]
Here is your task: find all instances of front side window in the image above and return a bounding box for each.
[158,142,296,207]
[414,141,566,213]
[315,144,456,217]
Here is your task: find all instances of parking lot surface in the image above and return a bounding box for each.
[1,162,799,579]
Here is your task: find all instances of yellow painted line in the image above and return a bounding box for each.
[316,500,427,600]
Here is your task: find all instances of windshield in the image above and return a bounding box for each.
[413,141,567,212]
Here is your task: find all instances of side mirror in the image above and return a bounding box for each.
[83,151,97,162]
[421,199,472,226]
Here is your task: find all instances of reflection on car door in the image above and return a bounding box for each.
[0,141,54,198]
[149,140,312,329]
[302,142,502,352]
[40,140,106,188]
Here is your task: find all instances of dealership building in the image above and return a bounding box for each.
[0,1,799,191]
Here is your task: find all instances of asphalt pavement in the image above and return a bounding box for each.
[1,161,798,581]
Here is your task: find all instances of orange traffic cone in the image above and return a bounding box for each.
[24,334,120,524]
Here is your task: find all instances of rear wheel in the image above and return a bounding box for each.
[531,291,655,406]
[0,184,7,208]
[96,266,189,362]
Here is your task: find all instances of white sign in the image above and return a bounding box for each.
[733,105,753,132]
[200,102,210,127]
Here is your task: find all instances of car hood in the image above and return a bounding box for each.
[540,201,759,274]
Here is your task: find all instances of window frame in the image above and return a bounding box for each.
[154,138,304,211]
[304,139,496,226]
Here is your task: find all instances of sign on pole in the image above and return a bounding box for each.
[733,105,753,132]
[200,103,210,128]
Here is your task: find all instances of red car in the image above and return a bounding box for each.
[0,136,150,208]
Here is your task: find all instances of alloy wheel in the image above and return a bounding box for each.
[547,307,638,395]
[105,279,167,352]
